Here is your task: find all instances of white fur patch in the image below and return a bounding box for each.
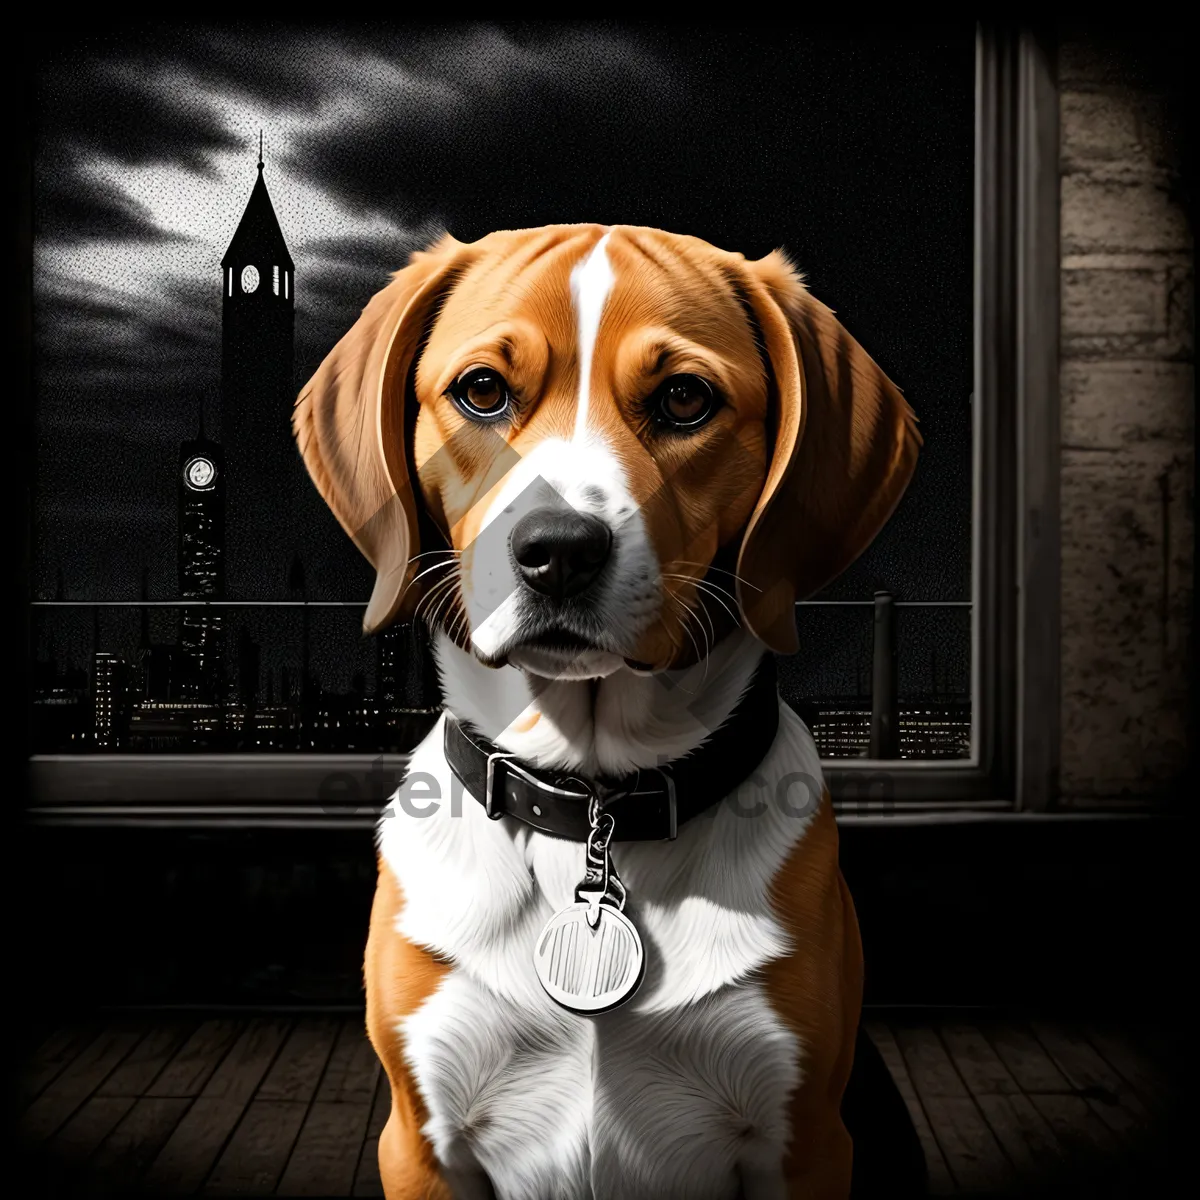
[377,635,827,1199]
[569,230,615,441]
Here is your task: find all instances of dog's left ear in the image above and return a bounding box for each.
[733,250,922,654]
[293,234,473,635]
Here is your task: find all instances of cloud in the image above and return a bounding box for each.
[35,169,190,245]
[36,270,219,388]
[38,52,241,172]
[285,26,692,233]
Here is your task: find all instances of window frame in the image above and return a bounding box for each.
[23,25,1060,827]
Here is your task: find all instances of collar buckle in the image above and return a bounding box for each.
[485,751,592,820]
[484,752,516,819]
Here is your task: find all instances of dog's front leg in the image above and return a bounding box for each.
[739,1113,853,1200]
[439,1137,496,1200]
[441,1166,496,1200]
[376,1111,495,1200]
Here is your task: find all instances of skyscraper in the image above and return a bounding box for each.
[177,419,226,701]
[92,652,128,749]
[220,136,296,593]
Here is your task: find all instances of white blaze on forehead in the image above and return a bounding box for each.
[569,230,615,441]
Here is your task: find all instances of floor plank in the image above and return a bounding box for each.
[199,1019,294,1105]
[19,1026,144,1142]
[21,1025,99,1104]
[98,1019,195,1097]
[315,1017,380,1105]
[148,1018,245,1098]
[352,1072,392,1197]
[142,1019,292,1195]
[256,1017,341,1103]
[1082,1022,1173,1112]
[34,1094,138,1200]
[89,1096,194,1192]
[204,1099,310,1195]
[1030,1020,1126,1096]
[1030,1021,1153,1140]
[207,1017,339,1195]
[940,1024,1066,1181]
[1028,1092,1113,1154]
[863,1021,955,1196]
[277,1100,374,1197]
[939,1024,1023,1097]
[53,1094,137,1159]
[983,1022,1071,1094]
[280,1019,381,1196]
[894,1023,1015,1194]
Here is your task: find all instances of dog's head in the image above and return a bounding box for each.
[295,225,919,677]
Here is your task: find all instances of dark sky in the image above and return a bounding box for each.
[33,22,976,694]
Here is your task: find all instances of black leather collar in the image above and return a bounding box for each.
[443,655,779,842]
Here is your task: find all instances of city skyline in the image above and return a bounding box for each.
[32,24,976,756]
[33,149,444,753]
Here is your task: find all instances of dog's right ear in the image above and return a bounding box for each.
[293,233,472,635]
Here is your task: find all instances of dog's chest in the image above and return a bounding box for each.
[381,713,822,1200]
[405,951,795,1200]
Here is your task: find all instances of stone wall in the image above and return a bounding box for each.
[1057,33,1193,801]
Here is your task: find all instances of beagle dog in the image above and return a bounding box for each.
[294,225,919,1200]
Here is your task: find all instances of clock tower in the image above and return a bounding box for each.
[220,135,295,591]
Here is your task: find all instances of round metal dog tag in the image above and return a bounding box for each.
[534,901,645,1015]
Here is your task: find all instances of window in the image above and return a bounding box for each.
[27,25,1058,817]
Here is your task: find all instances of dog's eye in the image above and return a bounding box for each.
[653,374,719,431]
[448,368,512,420]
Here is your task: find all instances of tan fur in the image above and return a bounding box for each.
[364,860,453,1200]
[734,251,922,652]
[763,791,863,1196]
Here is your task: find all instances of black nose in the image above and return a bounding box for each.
[510,507,613,600]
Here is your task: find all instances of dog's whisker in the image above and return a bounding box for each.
[670,561,763,593]
[406,548,461,566]
[426,578,461,632]
[688,582,743,629]
[412,571,453,614]
[667,576,719,651]
[414,573,459,626]
[662,573,742,632]
[665,592,711,689]
[662,597,702,695]
[399,559,460,612]
[449,602,471,649]
[409,560,459,587]
[444,593,468,645]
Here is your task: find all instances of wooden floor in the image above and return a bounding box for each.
[18,1012,1177,1197]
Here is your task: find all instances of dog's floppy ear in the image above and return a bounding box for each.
[733,250,921,654]
[293,234,471,635]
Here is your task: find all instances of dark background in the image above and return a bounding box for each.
[11,24,1191,1198]
[32,22,975,703]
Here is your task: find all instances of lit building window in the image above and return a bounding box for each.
[273,265,280,295]
[227,268,232,297]
[284,271,289,300]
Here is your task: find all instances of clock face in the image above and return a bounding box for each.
[241,264,260,294]
[184,456,217,491]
